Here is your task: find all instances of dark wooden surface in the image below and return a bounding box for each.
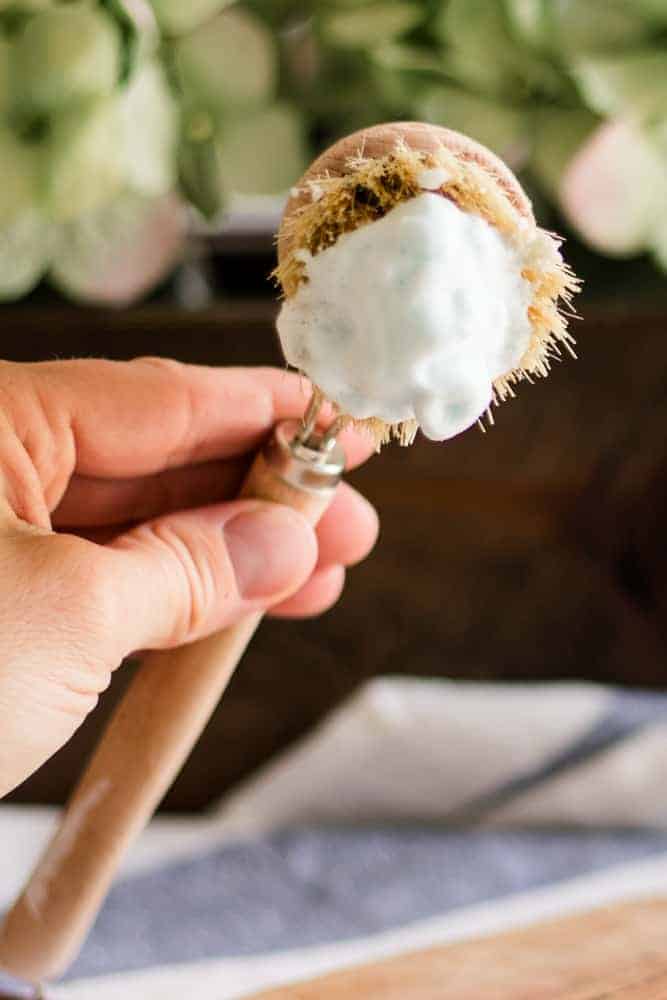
[1,294,666,809]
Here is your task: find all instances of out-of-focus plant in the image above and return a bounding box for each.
[0,0,185,302]
[0,0,665,304]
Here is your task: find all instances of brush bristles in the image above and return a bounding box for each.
[275,140,580,448]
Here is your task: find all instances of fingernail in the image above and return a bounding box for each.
[224,505,316,601]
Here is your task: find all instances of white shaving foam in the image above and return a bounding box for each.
[416,166,450,190]
[277,192,533,441]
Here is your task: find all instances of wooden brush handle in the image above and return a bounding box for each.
[0,423,342,983]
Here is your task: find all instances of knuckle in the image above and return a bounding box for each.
[24,381,77,512]
[141,518,225,643]
[33,538,113,637]
[57,539,118,634]
[131,357,198,465]
[0,364,73,523]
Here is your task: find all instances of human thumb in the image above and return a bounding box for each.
[107,499,318,655]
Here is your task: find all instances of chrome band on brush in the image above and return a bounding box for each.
[264,420,345,494]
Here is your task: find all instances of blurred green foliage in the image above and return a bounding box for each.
[0,0,665,302]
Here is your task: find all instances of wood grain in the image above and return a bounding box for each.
[247,899,667,1000]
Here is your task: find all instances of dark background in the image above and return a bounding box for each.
[2,236,666,810]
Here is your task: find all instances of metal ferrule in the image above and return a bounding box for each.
[264,420,345,494]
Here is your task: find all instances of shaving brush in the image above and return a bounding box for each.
[0,121,578,986]
[276,121,577,447]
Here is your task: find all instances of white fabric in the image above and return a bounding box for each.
[55,854,667,1000]
[1,677,665,998]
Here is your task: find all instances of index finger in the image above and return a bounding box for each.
[26,358,375,478]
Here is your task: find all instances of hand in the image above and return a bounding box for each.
[0,358,378,796]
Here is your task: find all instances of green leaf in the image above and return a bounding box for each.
[0,1,52,37]
[320,3,423,49]
[436,1,506,53]
[418,85,529,165]
[546,0,653,54]
[436,0,563,99]
[99,0,142,85]
[148,0,234,36]
[178,109,224,218]
[573,50,667,126]
[174,6,276,113]
[530,108,600,198]
[0,124,39,224]
[630,0,667,25]
[216,103,306,196]
[12,5,121,115]
[371,42,444,74]
[504,0,549,48]
[647,116,667,158]
[369,44,444,110]
[0,36,11,116]
[0,212,48,300]
[43,98,124,220]
[50,191,186,304]
[0,0,53,8]
[118,59,177,196]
